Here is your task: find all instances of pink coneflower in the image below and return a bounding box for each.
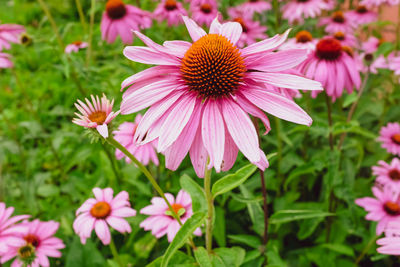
[64,41,88,54]
[373,158,400,188]
[378,123,400,156]
[153,0,188,26]
[0,219,65,267]
[0,203,29,255]
[362,36,382,53]
[140,190,201,242]
[0,23,25,51]
[332,31,357,48]
[355,186,400,235]
[236,0,271,16]
[299,37,361,101]
[282,0,330,24]
[73,188,136,245]
[120,17,322,177]
[113,114,159,166]
[388,53,400,76]
[190,0,218,27]
[279,30,318,53]
[101,0,152,44]
[72,94,120,138]
[0,52,13,68]
[377,221,400,255]
[360,0,399,7]
[346,5,377,26]
[319,11,357,34]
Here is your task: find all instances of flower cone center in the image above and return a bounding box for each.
[333,31,345,41]
[90,201,111,219]
[384,201,400,216]
[392,133,400,145]
[73,40,83,46]
[170,203,184,217]
[165,0,177,11]
[181,34,246,99]
[18,244,35,261]
[106,0,127,20]
[342,46,354,57]
[233,18,248,33]
[316,38,342,60]
[24,234,40,247]
[296,30,312,43]
[297,0,310,3]
[249,0,259,2]
[389,169,400,181]
[356,5,368,13]
[200,4,212,13]
[332,11,345,23]
[89,111,107,125]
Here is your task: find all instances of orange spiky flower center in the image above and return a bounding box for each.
[200,3,212,13]
[90,201,111,219]
[106,0,127,20]
[295,30,312,43]
[332,11,345,23]
[89,111,107,125]
[24,234,40,247]
[165,0,177,11]
[356,5,368,13]
[181,34,246,99]
[384,201,400,216]
[316,38,342,60]
[171,203,184,215]
[392,133,400,145]
[333,31,345,41]
[73,40,83,46]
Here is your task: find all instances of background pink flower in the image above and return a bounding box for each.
[0,52,13,68]
[378,122,400,156]
[73,188,136,245]
[373,158,400,188]
[282,0,330,24]
[236,0,271,16]
[64,41,88,54]
[377,221,400,255]
[190,0,218,27]
[346,5,377,26]
[319,11,357,34]
[153,0,188,26]
[0,23,25,51]
[279,30,318,54]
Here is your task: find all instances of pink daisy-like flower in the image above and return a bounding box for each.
[388,53,400,76]
[355,186,400,235]
[0,52,13,68]
[0,23,25,51]
[332,31,357,48]
[227,9,268,48]
[281,0,330,24]
[73,188,136,245]
[377,221,400,255]
[362,36,381,54]
[120,17,322,177]
[101,0,152,44]
[236,0,271,16]
[373,158,400,188]
[0,219,65,267]
[319,11,357,34]
[64,41,88,54]
[279,31,318,54]
[299,37,361,101]
[190,0,218,27]
[113,114,159,166]
[153,0,188,26]
[345,5,377,26]
[140,190,201,242]
[72,94,120,138]
[0,203,29,256]
[378,123,400,156]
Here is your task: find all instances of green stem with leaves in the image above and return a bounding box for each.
[204,159,214,253]
[109,237,123,267]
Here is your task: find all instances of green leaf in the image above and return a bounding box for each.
[214,206,226,247]
[269,210,334,224]
[297,218,324,240]
[212,164,257,197]
[37,184,60,197]
[66,237,106,267]
[320,243,355,257]
[240,185,264,235]
[134,233,157,259]
[161,212,207,267]
[180,174,207,212]
[147,251,196,267]
[210,247,246,267]
[228,234,261,249]
[194,247,212,267]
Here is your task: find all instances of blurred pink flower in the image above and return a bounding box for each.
[73,188,136,245]
[190,0,218,27]
[140,190,201,242]
[355,186,400,235]
[299,37,361,101]
[0,23,25,51]
[120,17,322,177]
[345,5,377,26]
[0,52,13,68]
[72,94,120,138]
[332,31,357,48]
[236,0,271,16]
[113,115,159,166]
[64,41,88,54]
[319,11,356,34]
[153,0,188,26]
[279,31,318,54]
[282,0,330,24]
[0,203,29,256]
[360,0,399,7]
[388,53,400,76]
[362,36,381,54]
[101,0,152,44]
[0,219,65,267]
[378,123,400,156]
[377,221,400,255]
[373,158,400,188]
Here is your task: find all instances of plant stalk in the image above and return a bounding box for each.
[109,237,123,267]
[75,0,87,32]
[204,158,213,253]
[86,0,96,66]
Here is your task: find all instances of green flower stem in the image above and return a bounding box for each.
[86,0,96,66]
[204,159,214,253]
[109,237,123,267]
[74,0,87,32]
[101,143,121,191]
[355,235,378,265]
[36,0,64,49]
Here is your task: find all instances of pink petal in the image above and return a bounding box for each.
[182,16,207,42]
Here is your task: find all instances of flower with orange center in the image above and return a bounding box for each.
[316,38,342,60]
[373,158,400,188]
[169,203,185,218]
[332,11,345,23]
[165,0,177,10]
[392,134,400,145]
[341,45,354,57]
[24,234,40,247]
[356,5,368,13]
[106,0,127,20]
[296,31,313,43]
[319,10,356,34]
[333,31,345,41]
[384,201,400,216]
[90,202,112,219]
[65,41,88,54]
[154,0,187,26]
[389,169,400,181]
[378,123,400,156]
[200,3,212,13]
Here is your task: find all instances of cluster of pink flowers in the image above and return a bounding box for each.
[0,23,25,68]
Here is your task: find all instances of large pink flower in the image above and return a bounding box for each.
[355,186,400,235]
[101,0,152,44]
[0,203,29,256]
[373,158,400,188]
[64,41,88,54]
[73,188,136,245]
[140,190,201,242]
[190,0,218,27]
[0,52,13,68]
[282,0,331,24]
[120,17,322,177]
[377,221,400,255]
[0,23,25,51]
[319,11,357,34]
[298,37,361,101]
[72,94,120,138]
[113,114,159,166]
[378,123,400,156]
[345,5,377,26]
[0,219,65,267]
[153,0,188,26]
